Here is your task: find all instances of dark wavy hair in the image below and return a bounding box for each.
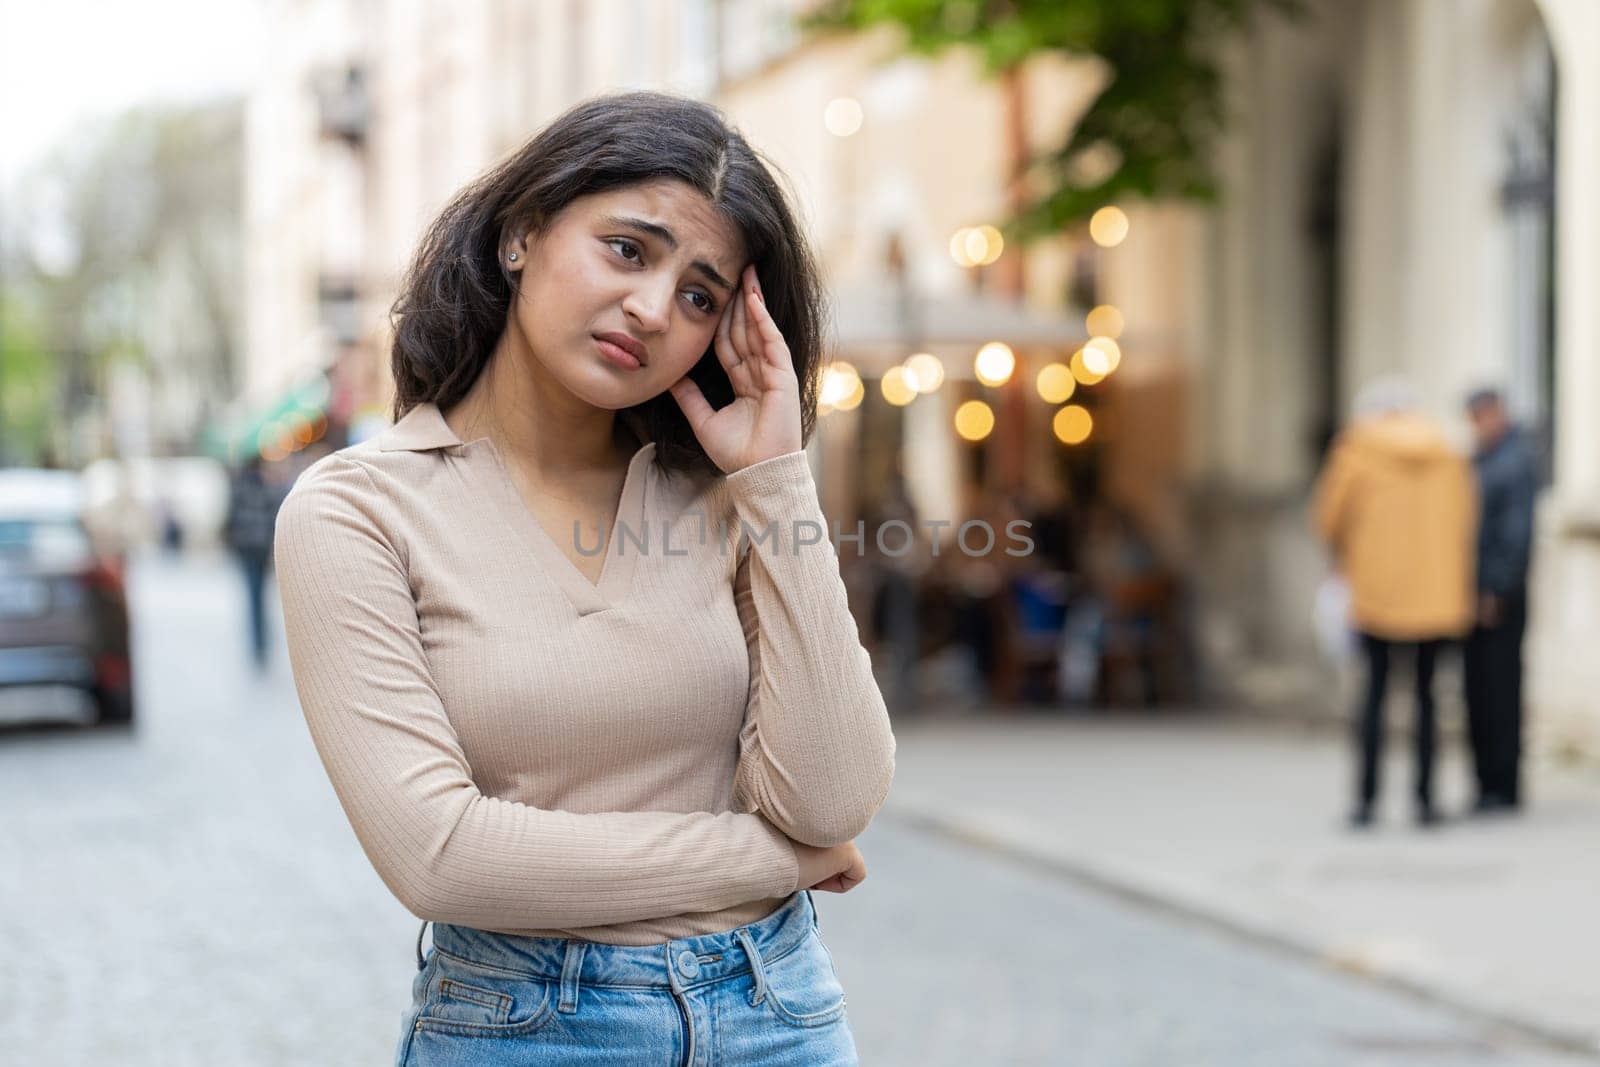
[388,90,826,477]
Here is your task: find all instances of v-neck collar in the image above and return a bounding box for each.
[479,435,654,617]
[378,402,654,617]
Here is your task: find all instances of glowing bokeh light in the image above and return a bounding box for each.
[837,376,865,411]
[973,342,1016,386]
[1036,363,1076,404]
[1053,404,1094,445]
[1085,304,1124,339]
[820,361,861,407]
[954,400,996,441]
[904,353,946,393]
[880,366,918,406]
[1070,347,1107,386]
[824,98,863,137]
[1089,206,1129,248]
[1086,336,1122,374]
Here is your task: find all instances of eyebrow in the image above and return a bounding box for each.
[597,214,737,294]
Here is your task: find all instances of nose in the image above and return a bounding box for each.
[621,275,673,335]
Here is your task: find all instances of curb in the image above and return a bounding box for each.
[882,797,1600,1062]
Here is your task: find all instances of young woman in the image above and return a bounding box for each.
[274,91,896,1066]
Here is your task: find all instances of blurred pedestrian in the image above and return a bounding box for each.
[1313,380,1477,828]
[865,475,923,717]
[158,497,185,553]
[1069,499,1176,706]
[1463,387,1538,814]
[223,454,284,672]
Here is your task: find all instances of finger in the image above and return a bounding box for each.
[731,274,769,391]
[667,376,715,432]
[739,287,769,390]
[745,277,794,374]
[741,273,762,362]
[713,294,740,370]
[711,295,752,392]
[739,266,766,375]
[731,272,750,364]
[735,267,771,390]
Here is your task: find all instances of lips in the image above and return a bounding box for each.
[594,332,648,366]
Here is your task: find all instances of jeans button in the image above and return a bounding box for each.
[676,950,701,978]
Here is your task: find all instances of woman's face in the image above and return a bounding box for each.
[505,179,747,410]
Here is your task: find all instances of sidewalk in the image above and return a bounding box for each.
[882,709,1600,1056]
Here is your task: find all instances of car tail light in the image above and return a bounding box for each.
[80,556,125,595]
[96,652,131,689]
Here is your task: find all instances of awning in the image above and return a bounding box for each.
[204,371,333,463]
[828,281,1088,376]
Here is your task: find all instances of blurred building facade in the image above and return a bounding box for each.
[1194,0,1600,749]
[242,0,736,449]
[242,0,1600,747]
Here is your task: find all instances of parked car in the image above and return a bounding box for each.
[0,469,134,727]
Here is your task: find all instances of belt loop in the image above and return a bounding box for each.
[806,888,820,931]
[558,940,587,1014]
[733,927,771,1008]
[415,920,431,971]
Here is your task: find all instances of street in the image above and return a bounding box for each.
[0,550,1590,1066]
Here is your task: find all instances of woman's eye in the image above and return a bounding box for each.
[606,237,643,262]
[608,238,718,315]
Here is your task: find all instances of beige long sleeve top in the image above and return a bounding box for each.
[273,401,896,944]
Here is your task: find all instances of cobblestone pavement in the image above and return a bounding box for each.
[0,551,1588,1065]
[884,712,1600,1057]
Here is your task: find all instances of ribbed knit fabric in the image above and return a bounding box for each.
[274,401,896,944]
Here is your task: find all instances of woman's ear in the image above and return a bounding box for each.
[502,216,544,272]
[503,232,528,272]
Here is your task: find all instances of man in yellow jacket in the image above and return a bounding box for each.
[1312,383,1478,827]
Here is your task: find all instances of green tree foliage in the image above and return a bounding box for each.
[800,0,1300,242]
[6,100,242,461]
[0,289,55,464]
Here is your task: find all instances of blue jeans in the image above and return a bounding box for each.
[395,890,858,1066]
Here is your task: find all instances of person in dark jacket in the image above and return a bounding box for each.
[224,455,286,672]
[1463,388,1538,813]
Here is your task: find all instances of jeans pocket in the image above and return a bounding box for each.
[413,949,556,1038]
[759,929,848,1030]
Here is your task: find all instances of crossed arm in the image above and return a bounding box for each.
[275,451,894,930]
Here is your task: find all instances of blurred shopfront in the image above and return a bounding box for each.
[239,0,1600,746]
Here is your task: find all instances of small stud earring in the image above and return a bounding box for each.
[508,252,518,262]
